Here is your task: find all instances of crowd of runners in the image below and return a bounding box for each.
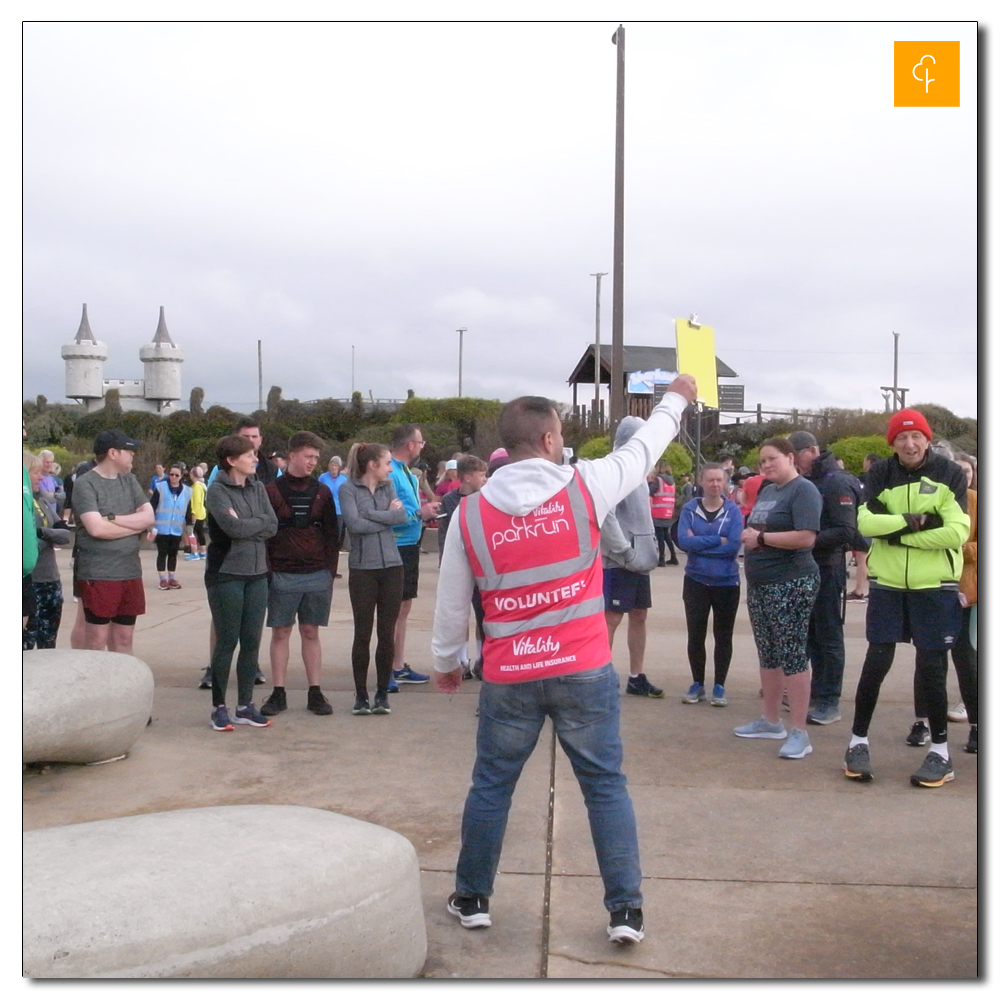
[22,375,977,945]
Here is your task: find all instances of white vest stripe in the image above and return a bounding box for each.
[482,595,607,639]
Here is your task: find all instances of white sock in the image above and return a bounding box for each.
[458,642,468,665]
[849,735,869,748]
[630,672,641,679]
[930,741,950,761]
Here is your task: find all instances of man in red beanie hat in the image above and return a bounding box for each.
[842,409,970,788]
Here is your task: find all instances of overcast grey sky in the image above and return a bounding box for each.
[22,20,978,418]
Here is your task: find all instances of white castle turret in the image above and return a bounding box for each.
[61,304,108,410]
[139,307,184,410]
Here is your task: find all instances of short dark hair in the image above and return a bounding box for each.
[699,462,725,478]
[457,455,487,477]
[216,434,256,471]
[864,452,881,463]
[761,436,795,457]
[499,396,558,451]
[390,424,421,451]
[288,431,325,454]
[235,417,261,433]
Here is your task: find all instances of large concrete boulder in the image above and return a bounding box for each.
[23,649,154,765]
[23,805,427,979]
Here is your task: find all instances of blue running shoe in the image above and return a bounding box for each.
[211,706,233,731]
[387,678,399,694]
[234,703,271,727]
[734,717,787,739]
[392,664,429,684]
[711,684,727,707]
[779,728,813,759]
[681,683,705,704]
[184,552,201,561]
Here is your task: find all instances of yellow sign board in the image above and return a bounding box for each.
[675,319,718,409]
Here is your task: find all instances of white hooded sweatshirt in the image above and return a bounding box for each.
[431,391,688,673]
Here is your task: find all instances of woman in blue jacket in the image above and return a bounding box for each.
[675,463,743,706]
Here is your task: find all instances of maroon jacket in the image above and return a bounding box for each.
[265,474,340,576]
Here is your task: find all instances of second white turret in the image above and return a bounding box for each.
[139,307,184,409]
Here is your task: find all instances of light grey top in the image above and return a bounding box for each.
[71,470,149,581]
[338,478,407,570]
[30,497,72,584]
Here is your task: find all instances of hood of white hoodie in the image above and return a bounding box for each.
[479,458,576,516]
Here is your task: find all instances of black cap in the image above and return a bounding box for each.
[788,430,818,451]
[93,429,142,455]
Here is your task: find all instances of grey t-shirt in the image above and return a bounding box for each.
[745,476,822,585]
[72,470,149,580]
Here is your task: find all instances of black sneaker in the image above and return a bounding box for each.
[906,721,930,746]
[307,689,333,716]
[626,674,664,698]
[447,892,491,929]
[372,692,391,715]
[965,726,978,754]
[351,695,371,716]
[254,669,266,685]
[607,907,644,944]
[910,751,955,787]
[844,743,873,782]
[198,667,212,690]
[260,689,287,716]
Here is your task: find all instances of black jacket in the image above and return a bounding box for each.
[804,450,861,566]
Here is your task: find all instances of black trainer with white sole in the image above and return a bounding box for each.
[447,892,491,929]
[608,907,644,944]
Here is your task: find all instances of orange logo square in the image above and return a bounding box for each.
[894,41,960,107]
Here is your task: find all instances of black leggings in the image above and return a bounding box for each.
[655,525,677,563]
[852,643,949,744]
[914,606,977,726]
[682,577,740,687]
[348,565,404,695]
[155,533,182,572]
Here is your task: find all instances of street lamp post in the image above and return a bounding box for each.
[457,327,467,396]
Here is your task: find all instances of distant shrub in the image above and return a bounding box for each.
[829,435,893,476]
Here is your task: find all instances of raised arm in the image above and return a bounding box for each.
[578,376,696,524]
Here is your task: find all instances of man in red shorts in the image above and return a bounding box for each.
[72,430,154,654]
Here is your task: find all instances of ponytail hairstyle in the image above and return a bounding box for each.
[347,442,390,480]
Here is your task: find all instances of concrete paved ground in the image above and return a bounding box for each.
[23,544,978,979]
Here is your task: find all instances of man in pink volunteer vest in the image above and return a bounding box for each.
[432,375,697,944]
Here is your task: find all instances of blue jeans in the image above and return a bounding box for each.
[456,663,642,912]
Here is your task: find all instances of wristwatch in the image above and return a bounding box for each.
[758,531,766,547]
[104,512,116,522]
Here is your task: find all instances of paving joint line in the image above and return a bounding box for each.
[539,720,556,979]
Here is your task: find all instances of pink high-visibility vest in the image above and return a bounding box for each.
[649,477,675,520]
[458,471,611,684]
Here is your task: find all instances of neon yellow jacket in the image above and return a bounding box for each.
[858,452,969,592]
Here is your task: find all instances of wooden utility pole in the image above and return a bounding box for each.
[610,24,626,431]
[590,272,607,422]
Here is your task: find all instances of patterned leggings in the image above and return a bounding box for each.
[746,575,819,676]
[23,581,64,650]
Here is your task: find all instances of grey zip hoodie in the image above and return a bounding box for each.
[600,416,659,574]
[205,470,278,578]
[338,477,408,570]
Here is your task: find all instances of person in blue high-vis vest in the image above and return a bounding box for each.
[148,465,193,590]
